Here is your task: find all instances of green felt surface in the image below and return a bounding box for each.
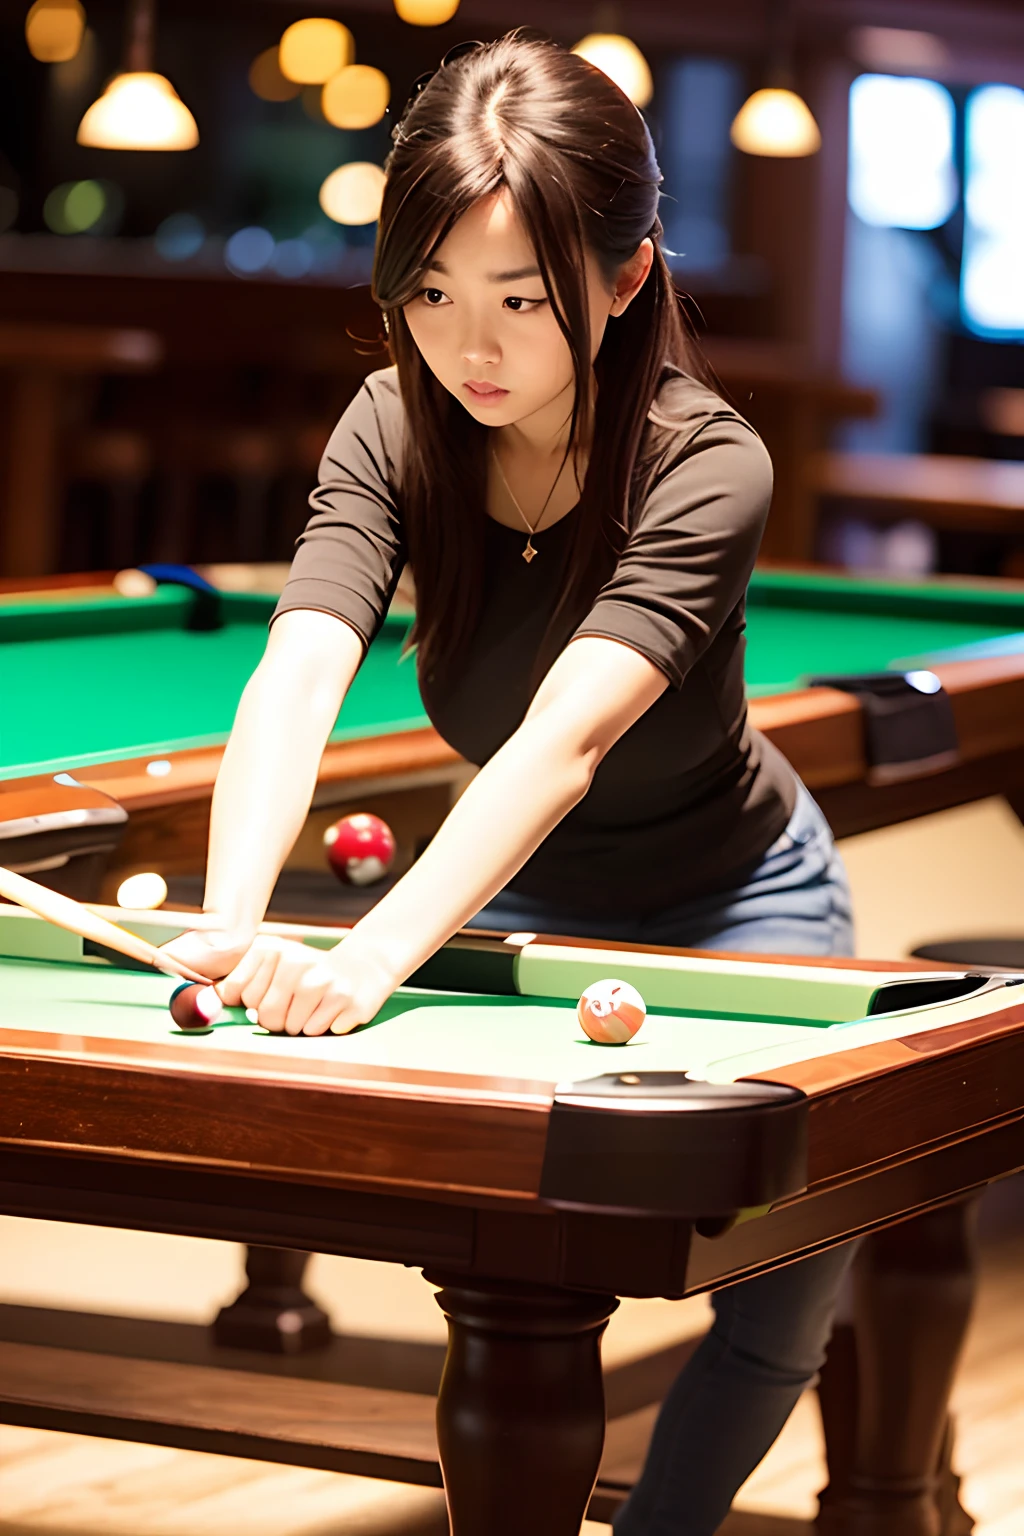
[0,954,826,1085]
[5,572,1024,779]
[743,570,1024,698]
[0,592,425,780]
[1,943,1000,1088]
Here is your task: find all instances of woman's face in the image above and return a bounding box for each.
[402,190,652,434]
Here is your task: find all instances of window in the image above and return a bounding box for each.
[848,73,958,231]
[657,57,743,269]
[961,84,1024,337]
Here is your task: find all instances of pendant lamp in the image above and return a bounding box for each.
[78,0,197,151]
[730,0,820,158]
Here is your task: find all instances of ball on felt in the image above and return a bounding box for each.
[113,567,157,598]
[169,981,223,1031]
[116,871,168,910]
[577,978,647,1045]
[323,812,396,886]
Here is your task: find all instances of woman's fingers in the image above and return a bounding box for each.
[301,984,366,1037]
[327,1003,365,1036]
[219,940,281,1013]
[282,972,354,1036]
[215,935,386,1036]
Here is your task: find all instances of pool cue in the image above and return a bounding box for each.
[0,866,210,985]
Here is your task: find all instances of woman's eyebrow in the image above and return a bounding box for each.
[427,258,543,282]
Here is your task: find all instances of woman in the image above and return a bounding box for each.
[167,33,854,1534]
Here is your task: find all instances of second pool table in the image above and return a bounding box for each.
[3,566,1024,901]
[2,906,1024,1533]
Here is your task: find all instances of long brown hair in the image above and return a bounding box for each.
[372,31,718,681]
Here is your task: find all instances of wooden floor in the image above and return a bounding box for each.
[1,1192,1022,1536]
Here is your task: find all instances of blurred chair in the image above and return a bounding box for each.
[0,323,162,578]
[68,428,154,570]
[152,424,289,564]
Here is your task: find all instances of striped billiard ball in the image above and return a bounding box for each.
[577,979,647,1045]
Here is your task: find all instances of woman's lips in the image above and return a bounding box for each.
[464,380,509,403]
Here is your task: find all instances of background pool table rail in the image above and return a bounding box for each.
[749,649,1024,798]
[9,571,1024,906]
[3,730,462,816]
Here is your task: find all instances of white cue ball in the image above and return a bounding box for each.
[116,872,169,910]
[112,568,158,598]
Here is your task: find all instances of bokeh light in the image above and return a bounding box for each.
[571,33,653,109]
[224,225,275,275]
[279,18,353,85]
[249,46,300,102]
[319,161,386,225]
[393,0,460,23]
[848,74,956,229]
[962,83,1024,336]
[272,238,316,278]
[322,65,390,129]
[25,0,85,63]
[154,211,205,261]
[43,178,106,233]
[731,88,821,157]
[77,72,199,151]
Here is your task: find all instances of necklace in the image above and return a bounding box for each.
[490,445,562,563]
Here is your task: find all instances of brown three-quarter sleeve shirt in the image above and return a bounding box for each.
[274,365,798,917]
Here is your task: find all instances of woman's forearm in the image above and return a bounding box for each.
[339,715,596,982]
[203,614,363,929]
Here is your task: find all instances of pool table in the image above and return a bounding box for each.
[4,566,1024,911]
[2,905,1024,1533]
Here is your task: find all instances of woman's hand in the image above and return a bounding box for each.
[216,934,397,1036]
[160,920,257,983]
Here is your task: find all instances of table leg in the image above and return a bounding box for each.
[816,1200,978,1536]
[428,1275,617,1536]
[214,1246,332,1354]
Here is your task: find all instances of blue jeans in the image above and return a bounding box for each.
[470,784,856,1536]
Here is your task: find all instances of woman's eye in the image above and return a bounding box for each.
[505,296,545,312]
[421,288,449,306]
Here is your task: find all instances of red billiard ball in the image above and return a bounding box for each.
[169,981,223,1031]
[577,979,647,1045]
[323,812,396,886]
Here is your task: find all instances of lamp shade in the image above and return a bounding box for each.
[77,71,198,150]
[571,32,653,109]
[730,88,821,157]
